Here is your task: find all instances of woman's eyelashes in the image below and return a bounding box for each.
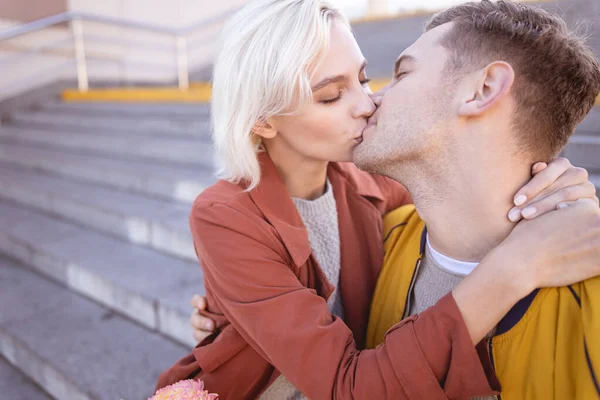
[321,91,343,104]
[320,78,372,105]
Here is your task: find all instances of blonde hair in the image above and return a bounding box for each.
[211,0,350,190]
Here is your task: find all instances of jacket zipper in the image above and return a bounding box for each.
[403,258,501,400]
[487,338,500,400]
[401,258,422,320]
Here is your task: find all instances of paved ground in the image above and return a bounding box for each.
[0,356,52,400]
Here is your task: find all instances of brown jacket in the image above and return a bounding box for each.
[156,153,499,399]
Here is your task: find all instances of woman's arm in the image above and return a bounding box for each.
[188,158,597,345]
[186,199,600,400]
[375,157,598,218]
[187,201,494,400]
[454,197,600,344]
[451,158,598,346]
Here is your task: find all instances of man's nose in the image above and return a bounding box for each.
[370,93,383,108]
[369,82,393,108]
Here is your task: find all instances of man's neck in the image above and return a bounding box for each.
[393,141,532,262]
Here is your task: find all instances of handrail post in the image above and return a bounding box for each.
[175,35,189,91]
[71,18,89,92]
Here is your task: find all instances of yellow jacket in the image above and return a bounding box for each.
[367,205,600,399]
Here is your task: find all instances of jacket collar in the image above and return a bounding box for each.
[327,162,386,204]
[248,152,311,267]
[248,152,386,267]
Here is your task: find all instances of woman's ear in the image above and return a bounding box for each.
[459,61,515,117]
[252,118,278,139]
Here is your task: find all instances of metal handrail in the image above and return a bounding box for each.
[0,9,236,41]
[0,13,71,41]
[0,8,237,91]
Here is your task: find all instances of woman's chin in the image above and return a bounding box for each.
[336,151,355,163]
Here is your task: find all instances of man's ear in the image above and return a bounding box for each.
[459,61,515,117]
[252,118,278,139]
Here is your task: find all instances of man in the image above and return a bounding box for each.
[185,1,600,398]
[354,1,600,398]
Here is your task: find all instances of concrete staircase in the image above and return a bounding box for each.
[562,107,600,193]
[0,97,598,400]
[0,355,52,400]
[0,100,217,400]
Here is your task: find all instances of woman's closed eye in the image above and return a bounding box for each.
[321,90,343,104]
[321,78,372,104]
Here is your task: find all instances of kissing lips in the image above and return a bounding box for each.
[362,122,376,137]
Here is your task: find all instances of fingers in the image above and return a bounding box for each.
[557,197,600,209]
[509,161,591,222]
[190,310,215,332]
[193,327,213,344]
[551,165,590,192]
[189,294,215,344]
[507,162,546,221]
[190,294,207,310]
[513,158,576,207]
[560,196,600,208]
[517,182,597,220]
[531,162,548,175]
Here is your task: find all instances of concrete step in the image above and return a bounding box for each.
[0,164,196,261]
[0,200,202,347]
[8,109,212,140]
[0,356,52,400]
[0,256,190,400]
[0,126,214,168]
[575,107,600,136]
[563,135,600,170]
[41,101,211,119]
[0,142,215,203]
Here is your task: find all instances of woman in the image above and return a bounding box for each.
[157,1,600,398]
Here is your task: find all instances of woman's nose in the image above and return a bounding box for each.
[356,89,377,118]
[353,82,377,118]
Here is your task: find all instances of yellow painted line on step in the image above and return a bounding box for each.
[190,82,212,90]
[62,87,212,103]
[62,80,391,104]
[63,80,598,106]
[369,79,389,93]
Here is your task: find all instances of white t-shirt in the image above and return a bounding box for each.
[426,234,479,275]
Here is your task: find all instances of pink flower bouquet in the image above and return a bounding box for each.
[149,379,218,400]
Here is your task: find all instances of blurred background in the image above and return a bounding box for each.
[0,0,598,399]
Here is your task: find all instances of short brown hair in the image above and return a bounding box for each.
[426,0,600,159]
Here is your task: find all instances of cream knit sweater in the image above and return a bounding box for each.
[259,180,343,400]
